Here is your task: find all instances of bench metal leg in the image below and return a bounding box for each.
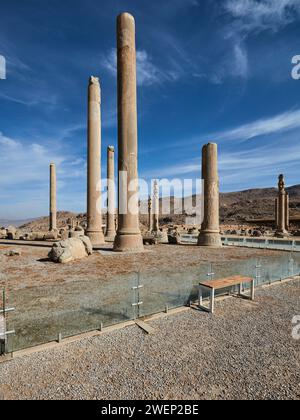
[197,286,212,313]
[210,289,215,314]
[238,281,255,301]
[198,286,203,307]
[238,283,243,296]
[251,280,255,301]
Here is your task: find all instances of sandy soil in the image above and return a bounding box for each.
[0,243,287,291]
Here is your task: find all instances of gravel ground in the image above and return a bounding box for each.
[0,279,299,400]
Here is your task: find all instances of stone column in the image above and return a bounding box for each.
[86,76,104,245]
[49,163,57,232]
[276,174,288,236]
[198,143,222,247]
[275,198,279,230]
[200,144,207,232]
[114,13,144,252]
[285,193,289,231]
[148,196,153,232]
[152,180,159,233]
[105,146,116,242]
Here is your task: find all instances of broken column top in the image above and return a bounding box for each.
[278,174,285,191]
[108,145,115,152]
[89,76,101,103]
[89,76,100,85]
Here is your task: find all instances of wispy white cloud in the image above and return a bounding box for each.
[102,48,179,87]
[210,108,300,143]
[0,132,65,186]
[142,140,300,191]
[217,0,300,84]
[205,41,249,84]
[0,91,59,107]
[218,142,300,188]
[224,0,300,34]
[232,43,248,77]
[142,161,200,178]
[0,130,86,218]
[140,108,300,191]
[155,108,300,153]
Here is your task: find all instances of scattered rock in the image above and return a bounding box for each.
[69,226,85,239]
[5,250,21,257]
[43,232,58,241]
[0,228,7,239]
[6,226,19,240]
[155,229,169,244]
[48,236,93,263]
[143,235,158,246]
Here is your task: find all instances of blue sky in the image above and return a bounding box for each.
[0,0,300,219]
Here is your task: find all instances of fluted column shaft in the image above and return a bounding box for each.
[114,13,143,252]
[86,76,104,245]
[106,146,116,241]
[49,163,57,231]
[198,143,222,247]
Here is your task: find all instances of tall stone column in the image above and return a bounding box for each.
[86,76,104,245]
[152,180,159,233]
[200,144,207,233]
[148,196,153,232]
[105,146,116,242]
[114,13,143,252]
[276,174,288,236]
[285,193,289,231]
[275,198,279,230]
[198,143,222,247]
[49,163,57,232]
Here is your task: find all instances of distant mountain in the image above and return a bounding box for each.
[0,218,35,228]
[8,184,300,231]
[140,184,300,224]
[19,211,78,232]
[219,184,300,222]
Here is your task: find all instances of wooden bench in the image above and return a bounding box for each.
[198,275,255,314]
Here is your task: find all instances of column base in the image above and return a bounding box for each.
[275,230,289,238]
[113,232,144,252]
[105,231,116,243]
[86,230,105,246]
[49,228,58,233]
[198,231,222,247]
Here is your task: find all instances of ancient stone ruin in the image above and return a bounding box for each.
[86,76,105,246]
[198,143,222,247]
[275,174,289,237]
[105,146,116,242]
[49,163,57,232]
[113,13,144,252]
[48,236,93,264]
[152,180,159,234]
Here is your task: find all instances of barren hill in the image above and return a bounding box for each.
[18,184,300,231]
[220,185,300,222]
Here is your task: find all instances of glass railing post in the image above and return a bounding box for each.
[131,271,144,320]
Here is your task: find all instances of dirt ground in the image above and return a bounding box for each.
[0,242,286,291]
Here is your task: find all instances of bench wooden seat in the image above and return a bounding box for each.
[198,275,255,314]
